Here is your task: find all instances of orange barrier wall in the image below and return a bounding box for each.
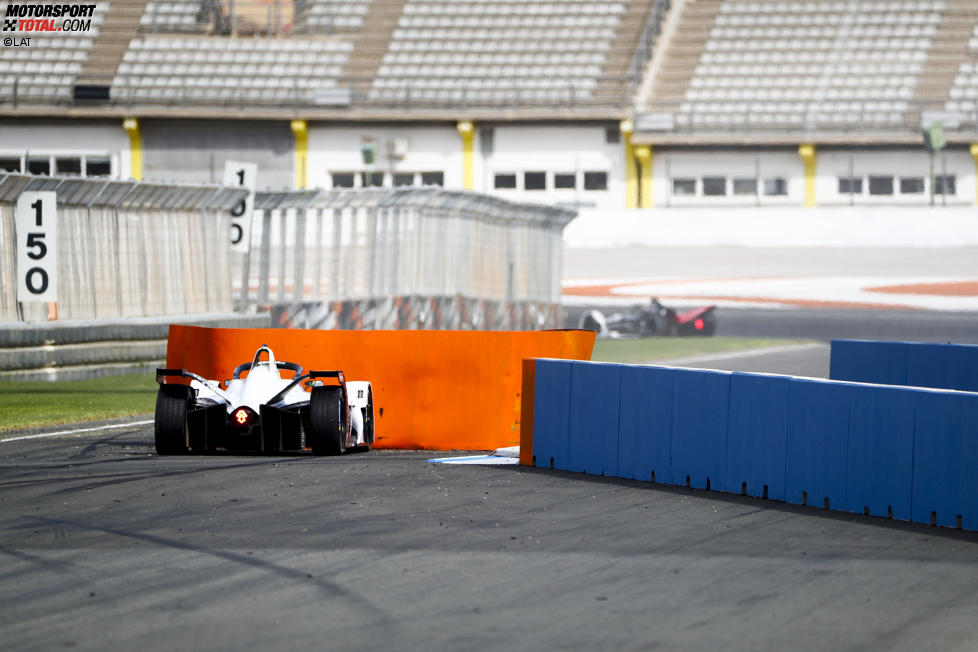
[165,325,594,450]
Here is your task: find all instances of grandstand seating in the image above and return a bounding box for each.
[6,0,978,131]
[297,0,373,33]
[945,17,978,115]
[0,2,109,101]
[112,36,353,103]
[637,0,978,135]
[369,1,628,105]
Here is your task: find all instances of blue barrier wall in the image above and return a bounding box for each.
[532,358,978,531]
[723,373,789,500]
[831,340,978,392]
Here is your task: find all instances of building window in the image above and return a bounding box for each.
[935,175,956,195]
[702,176,727,196]
[604,126,620,144]
[733,178,757,195]
[0,157,21,173]
[27,157,50,175]
[763,177,788,196]
[331,172,355,188]
[838,177,863,194]
[57,157,82,176]
[494,173,517,189]
[421,171,444,186]
[900,177,924,194]
[554,173,576,189]
[524,171,546,190]
[360,172,383,187]
[583,171,608,191]
[85,156,111,177]
[672,178,696,195]
[868,176,894,196]
[393,173,414,187]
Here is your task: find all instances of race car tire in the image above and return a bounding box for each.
[639,316,657,337]
[309,386,346,456]
[155,384,192,455]
[700,312,717,336]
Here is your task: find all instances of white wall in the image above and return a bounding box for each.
[308,125,464,189]
[816,149,974,206]
[651,147,976,208]
[653,149,800,207]
[565,206,978,248]
[485,124,623,210]
[0,120,130,179]
[306,122,626,210]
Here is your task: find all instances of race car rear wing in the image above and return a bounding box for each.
[156,368,234,405]
[309,370,346,385]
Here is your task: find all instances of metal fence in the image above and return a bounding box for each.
[240,188,575,330]
[1,179,575,330]
[0,174,247,323]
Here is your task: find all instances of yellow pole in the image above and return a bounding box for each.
[798,143,817,208]
[290,119,308,190]
[970,143,978,206]
[634,145,653,209]
[457,120,474,190]
[621,119,637,209]
[122,117,142,181]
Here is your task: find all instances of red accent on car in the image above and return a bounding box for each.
[234,409,249,425]
[694,318,705,330]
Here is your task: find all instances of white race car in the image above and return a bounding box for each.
[154,345,374,456]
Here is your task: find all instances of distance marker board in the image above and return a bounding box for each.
[15,191,57,303]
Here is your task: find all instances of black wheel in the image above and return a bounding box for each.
[155,385,192,455]
[581,313,600,332]
[309,386,346,456]
[639,316,657,337]
[700,312,717,336]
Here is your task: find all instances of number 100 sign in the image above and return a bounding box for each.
[15,191,58,303]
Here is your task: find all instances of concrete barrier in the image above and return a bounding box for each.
[166,325,594,450]
[830,340,978,392]
[0,313,270,382]
[524,358,978,531]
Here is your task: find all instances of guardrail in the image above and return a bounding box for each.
[0,313,271,382]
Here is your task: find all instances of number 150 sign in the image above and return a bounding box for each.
[16,191,58,303]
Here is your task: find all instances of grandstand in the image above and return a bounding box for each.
[2,0,978,208]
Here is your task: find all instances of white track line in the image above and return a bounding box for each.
[654,342,825,367]
[0,419,153,444]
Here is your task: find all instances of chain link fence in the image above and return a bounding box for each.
[0,173,247,323]
[240,188,575,330]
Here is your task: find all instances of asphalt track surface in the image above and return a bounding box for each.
[3,360,978,652]
[2,245,975,650]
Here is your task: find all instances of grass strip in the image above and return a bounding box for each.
[0,373,158,432]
